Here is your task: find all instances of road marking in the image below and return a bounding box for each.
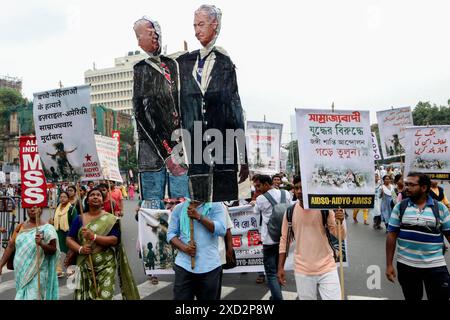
[262,290,297,300]
[114,280,171,300]
[347,295,388,300]
[220,286,236,299]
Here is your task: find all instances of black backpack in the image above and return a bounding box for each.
[285,205,339,262]
[397,198,446,254]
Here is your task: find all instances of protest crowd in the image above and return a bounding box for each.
[1,4,450,303]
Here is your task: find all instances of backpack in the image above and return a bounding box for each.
[285,206,340,262]
[397,198,446,254]
[321,210,340,262]
[284,204,296,257]
[262,190,290,243]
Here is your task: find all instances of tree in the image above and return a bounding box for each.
[0,88,25,126]
[412,101,450,125]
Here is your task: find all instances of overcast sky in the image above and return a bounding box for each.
[1,0,449,142]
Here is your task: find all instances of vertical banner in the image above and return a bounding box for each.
[404,126,450,180]
[226,205,264,273]
[376,107,413,159]
[246,121,283,175]
[112,130,121,156]
[371,132,382,161]
[296,109,375,209]
[0,172,5,184]
[94,135,123,183]
[19,136,48,208]
[138,208,177,275]
[33,85,102,182]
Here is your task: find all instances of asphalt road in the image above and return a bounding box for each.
[1,196,450,300]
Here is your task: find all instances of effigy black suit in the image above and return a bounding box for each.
[177,48,246,202]
[133,56,181,172]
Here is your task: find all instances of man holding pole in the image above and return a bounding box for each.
[167,200,226,300]
[277,176,346,300]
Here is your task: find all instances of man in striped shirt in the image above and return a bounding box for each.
[386,172,450,300]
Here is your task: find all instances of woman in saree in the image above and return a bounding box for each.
[66,187,139,300]
[0,206,59,300]
[50,191,78,277]
[380,175,394,231]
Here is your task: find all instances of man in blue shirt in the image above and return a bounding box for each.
[167,200,226,300]
[386,172,450,300]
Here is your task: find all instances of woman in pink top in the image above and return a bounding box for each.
[277,176,346,300]
[128,183,135,200]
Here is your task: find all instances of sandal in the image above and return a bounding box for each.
[151,276,159,285]
[256,275,265,284]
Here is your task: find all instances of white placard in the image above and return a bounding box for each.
[95,135,123,183]
[296,109,375,209]
[404,125,450,180]
[376,107,413,159]
[246,121,282,175]
[33,85,102,182]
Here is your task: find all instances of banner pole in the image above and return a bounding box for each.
[337,209,345,300]
[36,209,41,300]
[77,178,99,298]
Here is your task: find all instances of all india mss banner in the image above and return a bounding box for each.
[404,125,450,181]
[33,85,102,183]
[296,109,375,209]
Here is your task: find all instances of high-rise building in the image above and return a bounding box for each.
[84,51,147,115]
[0,75,22,93]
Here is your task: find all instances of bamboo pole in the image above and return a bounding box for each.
[190,218,195,269]
[337,218,345,300]
[36,209,41,300]
[76,181,99,298]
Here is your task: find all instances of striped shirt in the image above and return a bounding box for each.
[388,196,450,268]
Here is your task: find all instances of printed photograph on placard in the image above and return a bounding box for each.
[296,109,375,209]
[404,126,450,180]
[138,208,177,275]
[376,107,413,159]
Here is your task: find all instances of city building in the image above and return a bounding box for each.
[84,51,147,115]
[0,75,22,93]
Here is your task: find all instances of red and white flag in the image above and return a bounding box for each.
[19,136,48,208]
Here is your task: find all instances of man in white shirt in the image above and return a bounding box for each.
[253,174,291,300]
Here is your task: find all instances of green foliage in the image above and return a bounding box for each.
[0,88,25,108]
[0,88,25,126]
[412,101,450,126]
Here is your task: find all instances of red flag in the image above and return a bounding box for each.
[19,136,48,208]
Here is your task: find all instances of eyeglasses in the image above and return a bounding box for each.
[404,182,420,187]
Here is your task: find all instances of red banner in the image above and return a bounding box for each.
[112,130,120,156]
[19,136,47,208]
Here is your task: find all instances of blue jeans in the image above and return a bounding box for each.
[263,244,283,300]
[140,168,189,209]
